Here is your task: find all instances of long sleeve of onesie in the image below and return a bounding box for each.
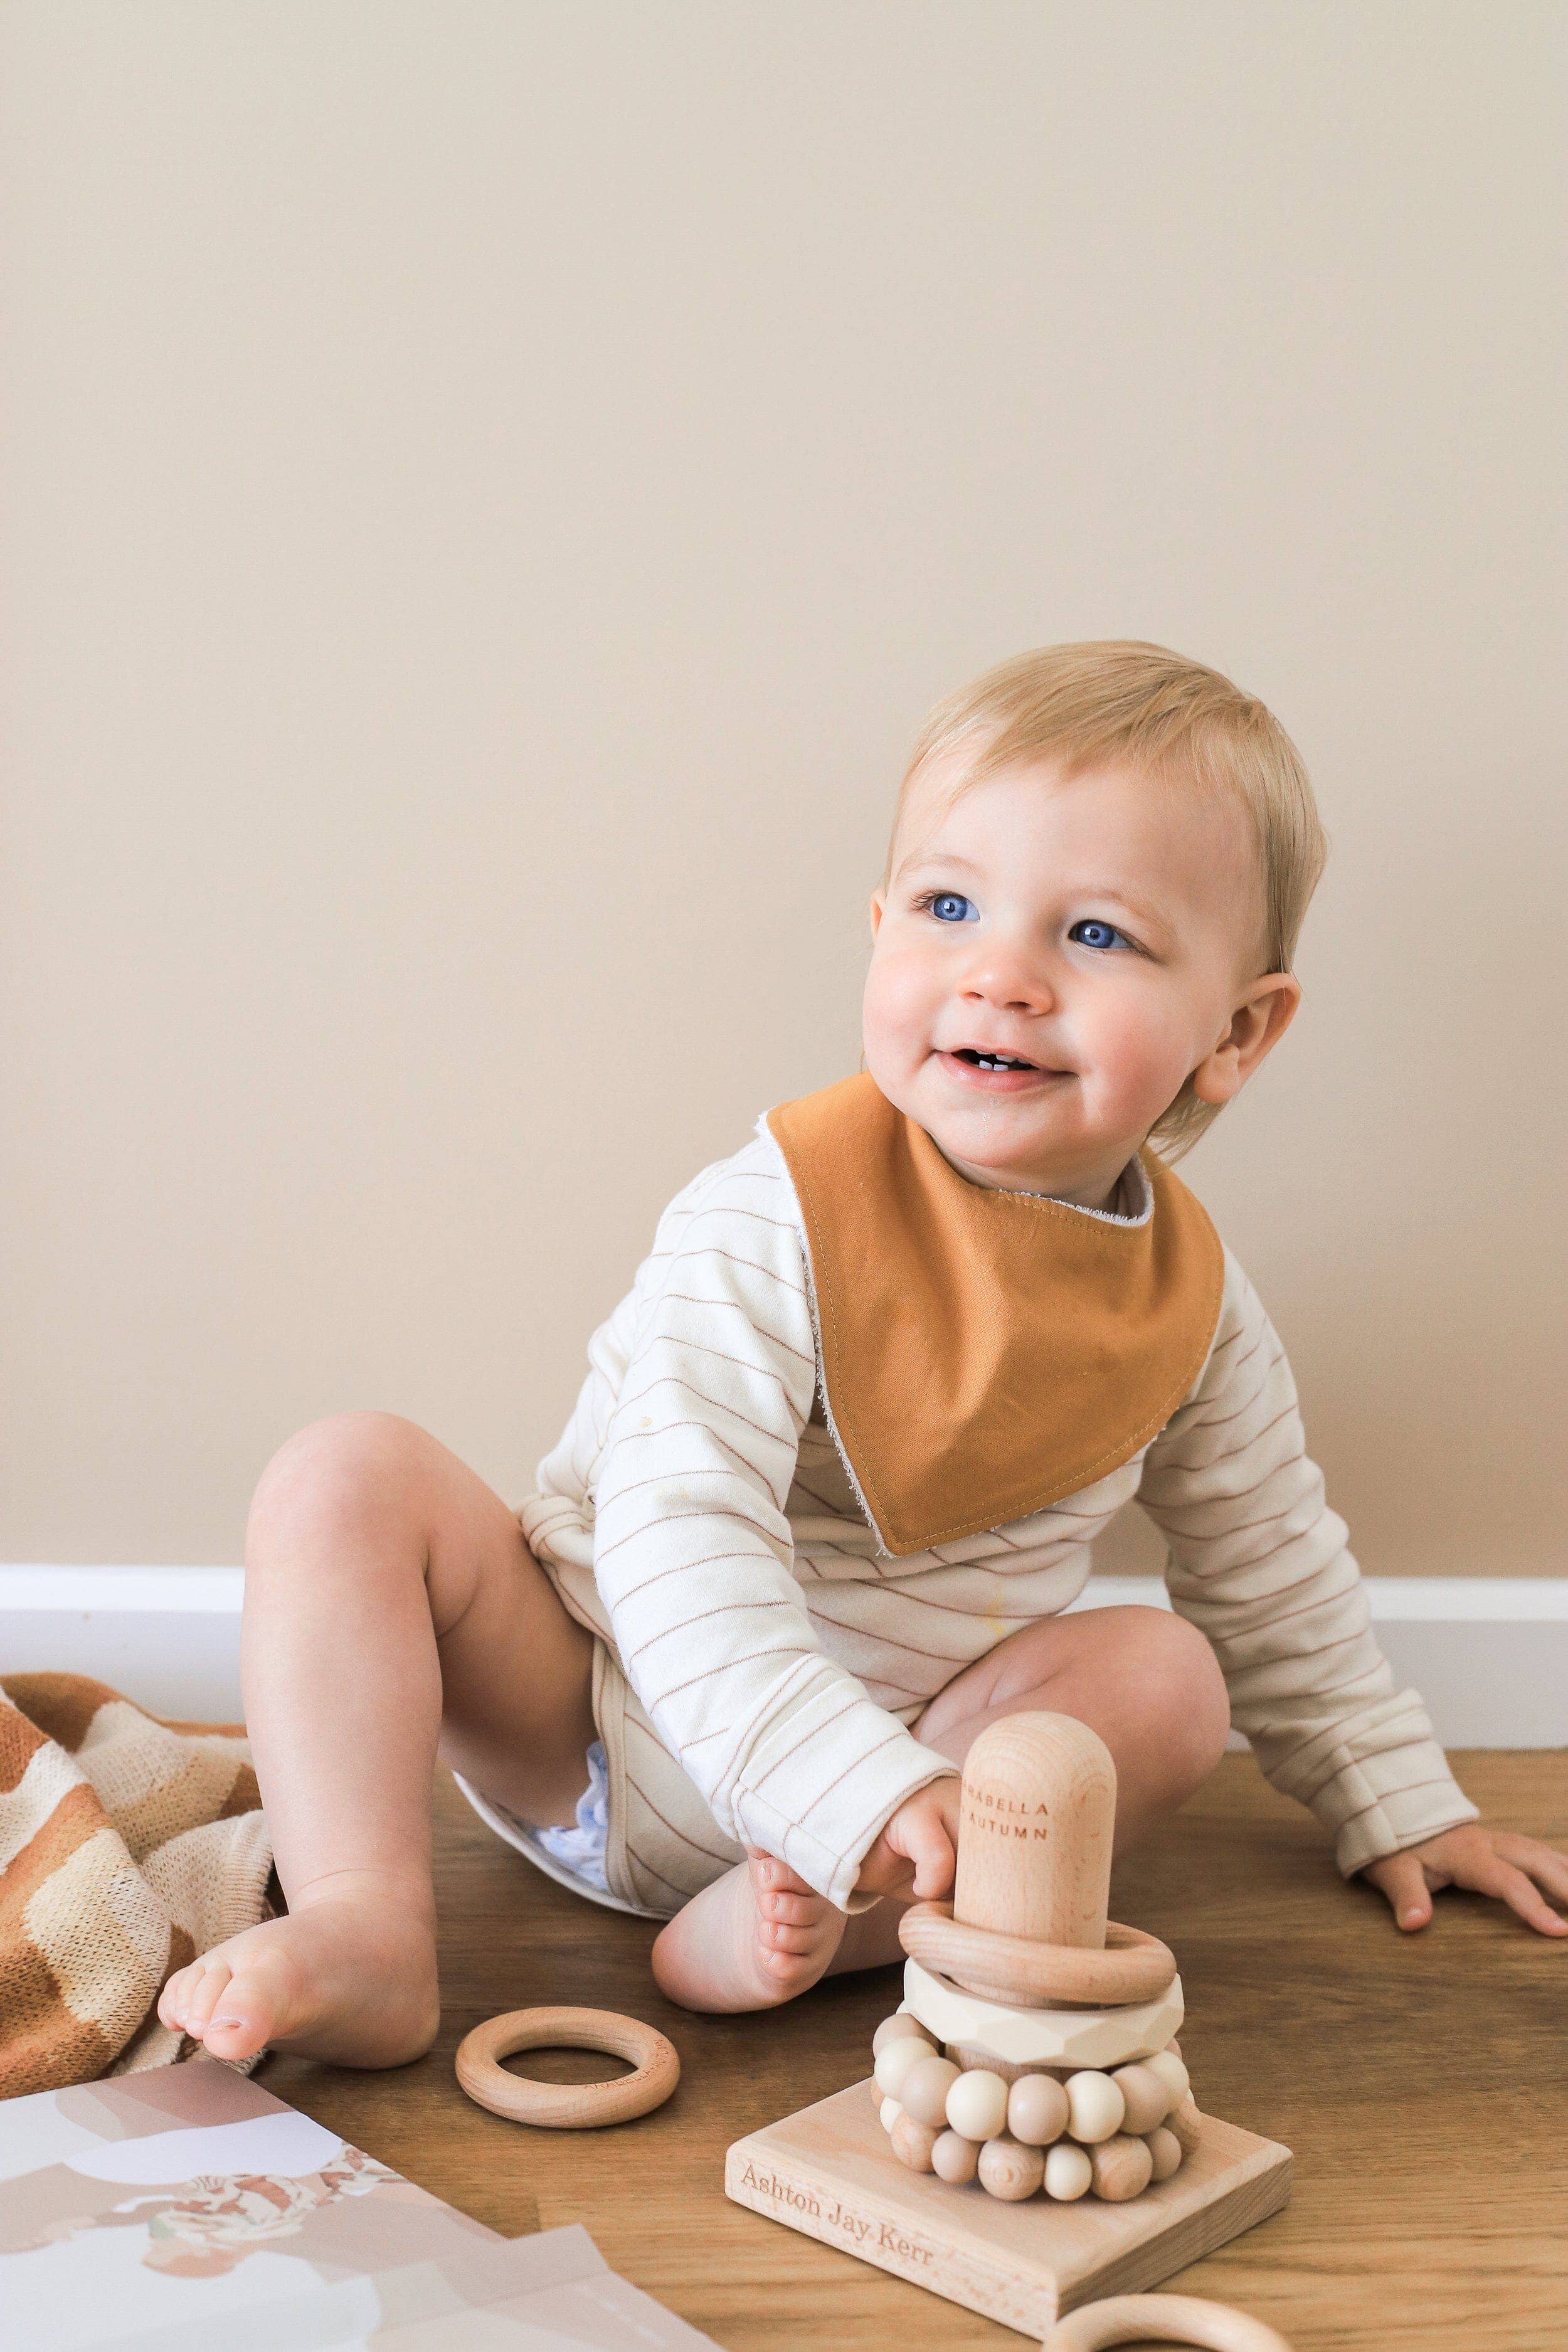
[1137,1249,1479,1877]
[586,1151,953,1909]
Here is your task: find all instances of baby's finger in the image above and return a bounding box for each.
[1366,1851,1433,1931]
[1493,1835,1568,1905]
[905,1819,957,1899]
[1480,1860,1568,1937]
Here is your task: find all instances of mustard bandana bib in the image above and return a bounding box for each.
[766,1073,1225,1557]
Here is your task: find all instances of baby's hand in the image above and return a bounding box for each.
[856,1776,961,1902]
[1363,1823,1568,1937]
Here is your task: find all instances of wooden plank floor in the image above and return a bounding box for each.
[263,1754,1568,2349]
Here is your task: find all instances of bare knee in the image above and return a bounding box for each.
[1114,1607,1230,1799]
[246,1411,443,1569]
[919,1603,1229,1809]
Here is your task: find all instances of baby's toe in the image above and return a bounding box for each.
[759,1887,824,1927]
[749,1855,814,1899]
[201,1981,275,2060]
[756,1943,815,1984]
[181,1959,234,2039]
[203,1938,305,2058]
[157,1963,202,2034]
[759,1919,819,1956]
[190,1957,236,2032]
[161,1960,215,2035]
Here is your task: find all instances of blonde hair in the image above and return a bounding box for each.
[891,641,1328,1158]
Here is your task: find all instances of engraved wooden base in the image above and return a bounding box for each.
[726,2080,1291,2340]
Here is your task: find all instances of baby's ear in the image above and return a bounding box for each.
[1192,973,1301,1106]
[1241,971,1303,1069]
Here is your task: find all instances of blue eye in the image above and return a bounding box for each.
[1070,919,1127,951]
[928,893,977,923]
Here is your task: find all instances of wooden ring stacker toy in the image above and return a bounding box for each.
[1042,2292,1295,2349]
[724,1711,1294,2336]
[900,1902,1177,2008]
[455,2006,679,2129]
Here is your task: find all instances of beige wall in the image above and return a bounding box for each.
[3,3,1564,1573]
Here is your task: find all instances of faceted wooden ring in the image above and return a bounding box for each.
[902,1957,1184,2072]
[1043,2291,1295,2349]
[898,1902,1177,2008]
[455,2005,679,2129]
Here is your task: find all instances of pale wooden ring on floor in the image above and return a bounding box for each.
[899,1903,1177,2008]
[455,2006,679,2129]
[1042,2291,1294,2350]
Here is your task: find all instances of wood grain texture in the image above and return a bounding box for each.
[726,2083,1290,2333]
[899,1902,1176,2006]
[955,1712,1118,1949]
[258,1754,1568,2349]
[906,1954,1184,2069]
[454,2004,679,2127]
[1044,2290,1295,2348]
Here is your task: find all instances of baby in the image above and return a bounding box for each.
[162,640,1567,2065]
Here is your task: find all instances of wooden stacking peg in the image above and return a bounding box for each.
[953,1712,1117,1952]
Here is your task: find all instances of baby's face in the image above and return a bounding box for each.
[862,750,1293,1204]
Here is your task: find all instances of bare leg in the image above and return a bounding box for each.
[158,1412,595,2067]
[653,1605,1230,2007]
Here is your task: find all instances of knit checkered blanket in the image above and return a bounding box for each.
[0,1673,273,2099]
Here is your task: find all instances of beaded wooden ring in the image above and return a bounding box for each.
[1042,2291,1295,2350]
[455,2005,679,2129]
[899,1902,1177,2008]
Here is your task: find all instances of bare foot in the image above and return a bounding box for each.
[156,1874,440,2067]
[650,1853,851,2013]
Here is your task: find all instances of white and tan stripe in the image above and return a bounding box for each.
[524,1125,1475,1912]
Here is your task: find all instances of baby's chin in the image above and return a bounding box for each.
[930,1125,1079,1192]
[894,1078,1088,1189]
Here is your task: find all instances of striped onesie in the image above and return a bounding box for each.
[460,1120,1477,1919]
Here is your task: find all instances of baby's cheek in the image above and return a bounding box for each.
[862,945,935,1067]
[1083,998,1194,1117]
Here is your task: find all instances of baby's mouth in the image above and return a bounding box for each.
[950,1047,1040,1074]
[938,1046,1065,1093]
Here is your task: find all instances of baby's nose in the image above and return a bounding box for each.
[961,957,1054,1014]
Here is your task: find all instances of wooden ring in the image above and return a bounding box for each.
[903,1956,1183,2072]
[1042,2291,1295,2350]
[455,2005,679,2129]
[899,1904,1176,2008]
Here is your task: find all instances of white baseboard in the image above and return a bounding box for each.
[1064,1576,1568,1751]
[0,1567,248,1722]
[1,1567,1564,1747]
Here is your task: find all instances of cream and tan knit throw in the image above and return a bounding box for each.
[0,1673,273,2099]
